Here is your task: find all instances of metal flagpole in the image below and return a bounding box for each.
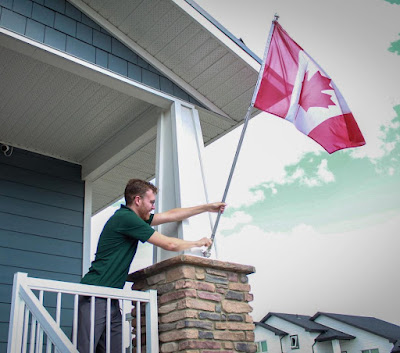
[203,14,280,258]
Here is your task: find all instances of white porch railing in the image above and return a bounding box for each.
[7,272,159,353]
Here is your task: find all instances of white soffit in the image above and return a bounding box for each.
[69,0,261,123]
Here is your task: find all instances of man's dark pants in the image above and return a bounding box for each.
[77,296,122,353]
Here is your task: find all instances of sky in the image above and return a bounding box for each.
[92,0,400,326]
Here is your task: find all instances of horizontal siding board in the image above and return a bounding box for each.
[0,179,83,212]
[0,265,81,288]
[0,212,82,242]
[0,230,82,259]
[0,248,82,276]
[0,163,84,197]
[0,148,82,182]
[0,195,83,227]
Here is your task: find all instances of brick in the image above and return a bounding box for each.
[203,351,234,353]
[246,331,255,341]
[226,290,244,301]
[167,266,196,282]
[161,309,197,323]
[245,314,253,323]
[158,322,177,332]
[245,293,254,302]
[158,302,177,314]
[195,267,205,280]
[223,341,234,349]
[205,273,228,285]
[205,268,227,277]
[156,282,175,295]
[177,298,215,312]
[227,314,244,322]
[147,272,166,285]
[228,272,239,282]
[215,322,255,331]
[160,342,179,353]
[198,312,221,321]
[217,288,227,295]
[179,341,221,350]
[214,331,245,341]
[235,342,257,353]
[159,289,196,305]
[198,331,213,339]
[176,320,213,330]
[159,329,198,343]
[239,274,249,283]
[221,300,252,314]
[228,283,250,292]
[175,280,215,292]
[197,291,222,302]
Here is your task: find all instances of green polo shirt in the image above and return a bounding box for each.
[81,205,155,289]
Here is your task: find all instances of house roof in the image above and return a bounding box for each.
[311,312,400,344]
[255,322,288,336]
[262,312,354,342]
[0,0,261,214]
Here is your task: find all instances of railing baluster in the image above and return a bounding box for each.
[29,315,37,353]
[37,291,44,353]
[90,296,95,353]
[106,298,111,353]
[72,294,79,347]
[55,292,62,353]
[45,336,52,353]
[136,301,141,353]
[22,306,30,353]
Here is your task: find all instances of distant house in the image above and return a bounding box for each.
[255,312,400,353]
[0,0,261,349]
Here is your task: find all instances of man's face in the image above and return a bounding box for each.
[137,189,156,220]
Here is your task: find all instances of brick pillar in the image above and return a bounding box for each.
[127,255,256,353]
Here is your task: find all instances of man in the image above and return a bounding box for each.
[77,178,225,352]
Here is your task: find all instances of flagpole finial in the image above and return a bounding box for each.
[274,13,279,22]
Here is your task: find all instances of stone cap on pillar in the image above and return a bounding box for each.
[127,255,255,282]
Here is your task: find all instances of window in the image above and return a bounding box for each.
[362,350,379,353]
[290,335,299,349]
[256,340,268,352]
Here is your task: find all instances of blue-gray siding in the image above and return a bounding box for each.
[0,147,84,350]
[0,0,203,106]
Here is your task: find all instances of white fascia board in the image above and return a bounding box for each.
[0,28,172,110]
[68,0,231,119]
[172,0,261,72]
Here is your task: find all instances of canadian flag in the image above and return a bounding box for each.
[254,22,365,153]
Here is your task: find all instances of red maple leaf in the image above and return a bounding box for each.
[299,71,336,112]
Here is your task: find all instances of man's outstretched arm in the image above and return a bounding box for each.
[151,202,226,226]
[147,231,212,252]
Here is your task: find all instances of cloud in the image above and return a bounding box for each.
[216,213,400,325]
[218,210,253,231]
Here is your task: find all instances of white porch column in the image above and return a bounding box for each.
[332,339,342,353]
[154,101,214,263]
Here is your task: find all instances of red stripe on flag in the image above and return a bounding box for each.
[308,113,366,154]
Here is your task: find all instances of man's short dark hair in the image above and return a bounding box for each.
[124,179,158,206]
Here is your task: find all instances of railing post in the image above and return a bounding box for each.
[7,272,28,353]
[145,289,159,353]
